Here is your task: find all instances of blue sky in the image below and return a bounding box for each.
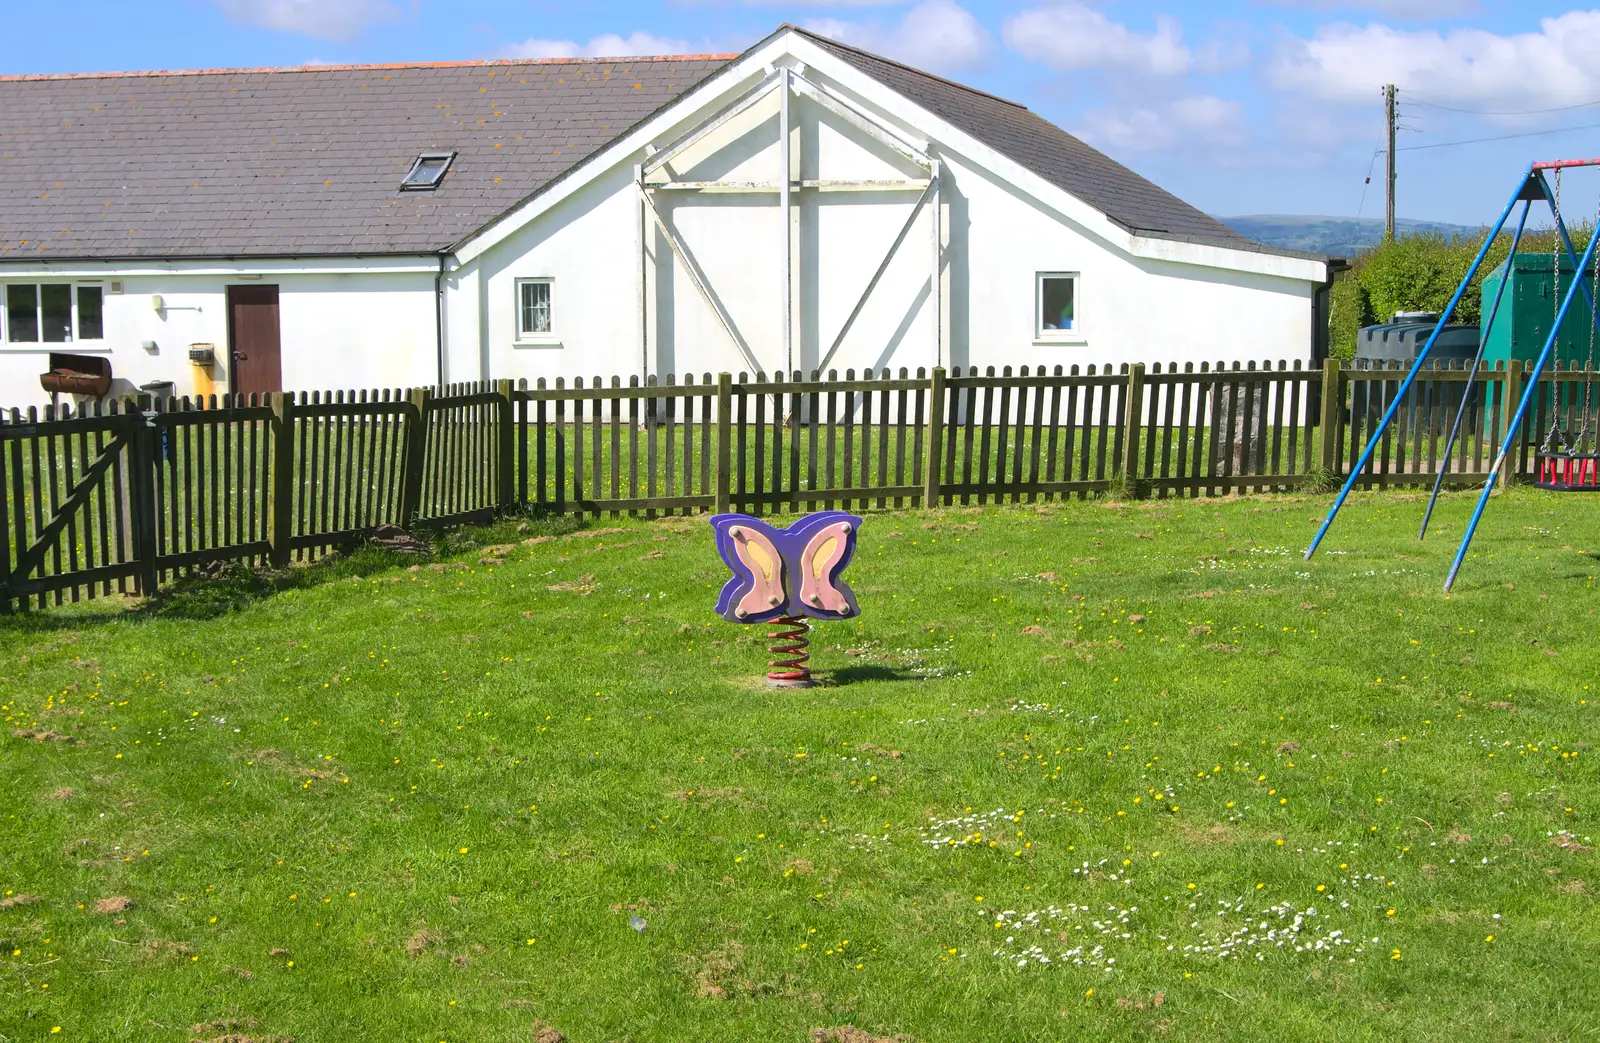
[10,1,1600,224]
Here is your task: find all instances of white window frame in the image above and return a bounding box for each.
[1034,271,1084,344]
[1,281,108,350]
[514,277,558,346]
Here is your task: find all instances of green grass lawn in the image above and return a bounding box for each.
[1,489,1596,1042]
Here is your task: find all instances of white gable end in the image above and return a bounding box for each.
[445,29,1324,386]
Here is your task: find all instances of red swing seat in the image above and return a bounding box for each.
[1534,451,1600,490]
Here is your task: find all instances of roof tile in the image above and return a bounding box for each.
[0,57,729,258]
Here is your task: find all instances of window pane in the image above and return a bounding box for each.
[42,284,72,342]
[402,154,453,190]
[1041,277,1075,332]
[521,282,551,335]
[411,158,446,185]
[77,286,104,340]
[6,284,38,342]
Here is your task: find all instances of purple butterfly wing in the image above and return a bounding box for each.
[711,515,788,623]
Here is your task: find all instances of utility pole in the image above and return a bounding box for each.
[1384,84,1397,240]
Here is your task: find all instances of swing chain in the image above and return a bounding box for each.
[1543,170,1569,452]
[1581,198,1600,452]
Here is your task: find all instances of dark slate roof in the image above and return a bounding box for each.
[0,56,731,259]
[796,28,1324,263]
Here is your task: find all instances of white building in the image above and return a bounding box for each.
[0,26,1333,407]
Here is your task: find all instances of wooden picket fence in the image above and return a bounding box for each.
[1,357,1590,609]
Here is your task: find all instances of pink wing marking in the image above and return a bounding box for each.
[798,520,853,614]
[728,525,786,619]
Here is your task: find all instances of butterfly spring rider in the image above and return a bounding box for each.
[710,511,863,687]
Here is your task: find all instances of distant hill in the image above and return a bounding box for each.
[1218,214,1482,259]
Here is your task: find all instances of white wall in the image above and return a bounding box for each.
[0,265,437,409]
[463,61,1318,389]
[952,155,1314,375]
[0,42,1320,411]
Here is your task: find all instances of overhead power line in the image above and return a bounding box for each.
[1356,147,1383,218]
[1405,96,1600,117]
[1396,120,1600,152]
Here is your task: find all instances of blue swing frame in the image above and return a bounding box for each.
[1303,161,1600,592]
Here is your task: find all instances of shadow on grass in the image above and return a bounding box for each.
[823,665,927,686]
[0,511,588,628]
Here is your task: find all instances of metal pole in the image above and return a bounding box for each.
[1305,164,1529,561]
[1384,84,1397,239]
[1538,176,1600,343]
[1445,215,1600,591]
[1418,197,1531,539]
[780,68,793,376]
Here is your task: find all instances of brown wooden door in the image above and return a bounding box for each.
[227,285,283,395]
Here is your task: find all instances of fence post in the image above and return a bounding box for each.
[923,367,946,509]
[715,372,733,514]
[1501,359,1524,488]
[400,387,432,527]
[495,378,515,510]
[130,397,160,596]
[269,392,294,567]
[0,422,8,613]
[1319,357,1343,475]
[1120,363,1145,494]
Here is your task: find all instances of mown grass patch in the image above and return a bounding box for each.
[1,489,1596,1041]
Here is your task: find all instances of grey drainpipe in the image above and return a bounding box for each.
[435,254,448,387]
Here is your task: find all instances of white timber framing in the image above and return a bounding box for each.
[453,28,1326,286]
[638,61,941,376]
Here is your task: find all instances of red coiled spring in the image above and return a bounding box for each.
[766,616,812,687]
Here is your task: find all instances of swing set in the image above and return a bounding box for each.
[1306,158,1600,591]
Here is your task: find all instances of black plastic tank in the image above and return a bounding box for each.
[1355,311,1478,365]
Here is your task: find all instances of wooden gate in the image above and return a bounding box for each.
[1,402,155,610]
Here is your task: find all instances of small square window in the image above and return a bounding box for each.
[518,279,552,338]
[401,151,455,191]
[1037,273,1079,339]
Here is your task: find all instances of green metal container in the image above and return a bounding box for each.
[1480,253,1600,370]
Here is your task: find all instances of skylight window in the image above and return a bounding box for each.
[401,151,455,191]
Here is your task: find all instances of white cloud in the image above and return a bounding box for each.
[1260,0,1479,17]
[803,0,993,74]
[213,0,400,42]
[1003,3,1245,78]
[1265,11,1600,110]
[500,31,700,60]
[1073,94,1248,153]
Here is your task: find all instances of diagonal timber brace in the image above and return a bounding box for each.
[645,72,782,180]
[642,182,764,374]
[817,169,939,374]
